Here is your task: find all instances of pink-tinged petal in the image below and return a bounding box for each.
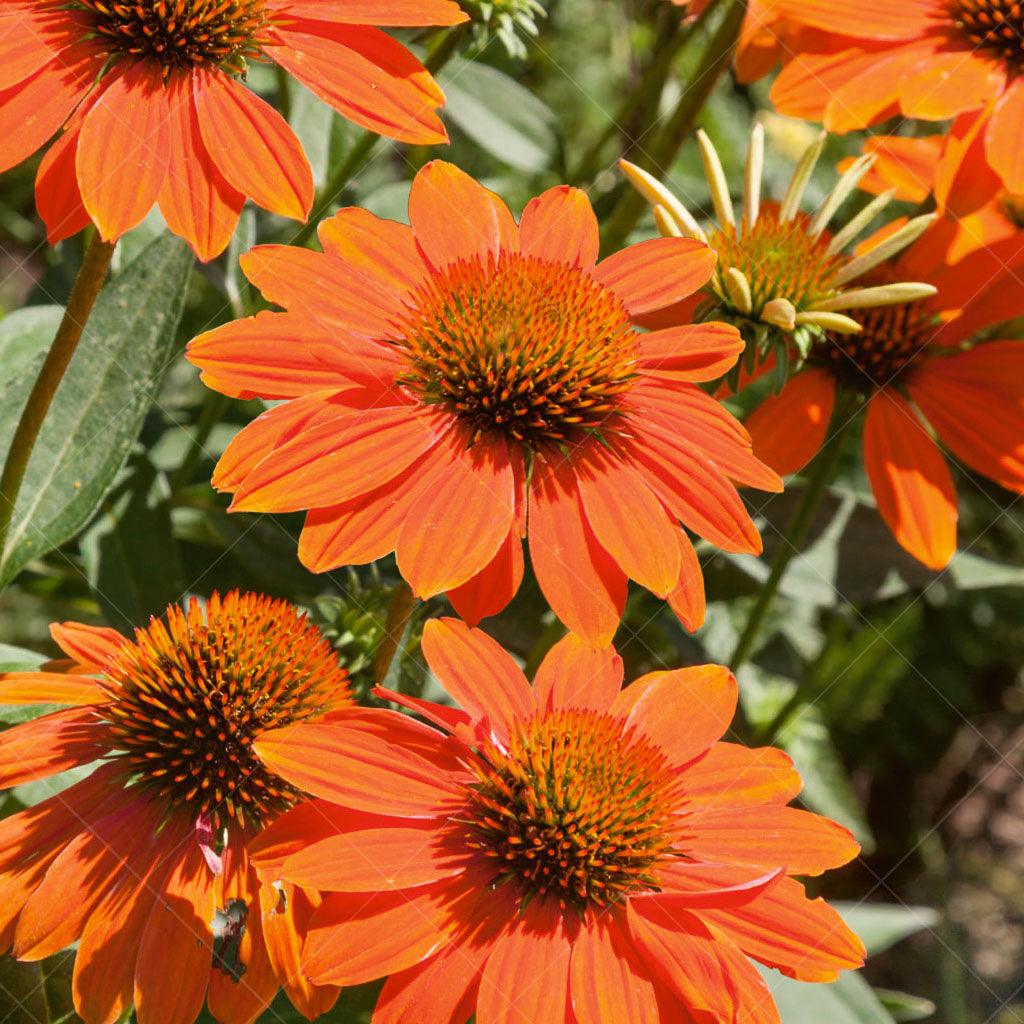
[194,68,313,220]
[0,707,104,788]
[676,742,803,807]
[397,435,516,596]
[254,720,458,818]
[35,113,91,246]
[863,390,957,570]
[699,875,865,982]
[187,311,355,401]
[571,914,660,1024]
[302,877,471,986]
[409,160,518,270]
[533,631,624,714]
[447,529,524,626]
[230,405,445,513]
[77,63,170,240]
[986,79,1024,194]
[745,369,836,477]
[527,458,628,648]
[421,618,535,736]
[269,0,468,24]
[576,447,680,597]
[283,821,466,892]
[299,441,450,571]
[625,666,736,764]
[0,46,99,175]
[637,322,744,382]
[592,237,717,316]
[268,23,448,145]
[667,529,706,633]
[50,621,125,670]
[0,673,103,705]
[478,898,572,1024]
[317,207,430,295]
[677,804,860,876]
[158,73,243,262]
[519,186,599,269]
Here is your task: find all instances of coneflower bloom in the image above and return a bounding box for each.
[1,0,467,259]
[251,618,865,1024]
[621,123,937,385]
[187,161,781,646]
[771,0,1024,194]
[0,591,376,1024]
[745,225,1024,569]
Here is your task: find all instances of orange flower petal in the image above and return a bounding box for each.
[397,436,517,596]
[50,621,125,670]
[77,63,171,240]
[519,185,600,269]
[576,448,681,597]
[637,322,744,382]
[571,914,660,1024]
[421,618,535,734]
[0,707,103,788]
[527,459,627,648]
[624,666,737,765]
[269,23,448,145]
[899,50,1005,121]
[35,113,91,246]
[647,863,784,910]
[0,673,103,705]
[0,8,61,89]
[985,78,1024,193]
[533,631,624,714]
[592,237,717,316]
[158,73,243,262]
[745,368,836,477]
[446,530,524,627]
[270,0,468,24]
[134,841,216,1024]
[856,134,943,204]
[676,742,803,807]
[194,68,313,220]
[863,390,957,570]
[255,720,457,818]
[779,0,938,38]
[667,529,706,633]
[409,160,518,270]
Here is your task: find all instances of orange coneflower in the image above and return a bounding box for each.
[187,161,782,647]
[745,223,1024,569]
[771,0,1024,194]
[250,618,865,1024]
[0,0,467,259]
[0,590,389,1024]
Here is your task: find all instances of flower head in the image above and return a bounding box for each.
[746,224,1024,568]
[621,123,937,386]
[251,618,865,1023]
[0,591,360,1024]
[188,162,782,646]
[4,0,467,259]
[771,0,1024,194]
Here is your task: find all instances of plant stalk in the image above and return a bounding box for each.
[0,233,116,560]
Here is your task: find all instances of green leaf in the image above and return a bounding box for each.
[80,454,185,629]
[0,233,193,588]
[0,306,63,377]
[833,903,939,955]
[439,57,558,172]
[0,642,47,672]
[765,968,896,1024]
[875,988,936,1021]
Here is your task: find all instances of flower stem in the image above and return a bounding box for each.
[0,233,116,561]
[599,0,744,252]
[373,581,416,686]
[292,24,466,249]
[169,391,232,494]
[728,402,857,673]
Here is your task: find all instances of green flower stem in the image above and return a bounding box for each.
[599,0,744,252]
[169,391,233,494]
[0,232,116,561]
[373,581,416,686]
[728,399,858,675]
[292,24,466,250]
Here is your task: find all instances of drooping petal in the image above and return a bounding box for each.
[194,68,313,220]
[50,621,125,670]
[533,632,624,714]
[527,458,627,648]
[624,666,737,764]
[420,618,535,736]
[592,237,717,317]
[745,369,836,477]
[0,673,103,705]
[863,390,957,570]
[637,323,744,382]
[446,530,525,626]
[518,185,600,269]
[667,529,706,633]
[985,79,1024,193]
[409,160,518,271]
[158,72,244,262]
[0,707,103,788]
[267,23,448,145]
[676,742,803,808]
[77,62,170,239]
[35,114,91,246]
